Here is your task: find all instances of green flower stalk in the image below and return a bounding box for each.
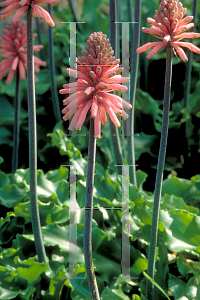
[84,118,100,300]
[147,44,172,299]
[12,68,20,174]
[60,31,132,299]
[27,7,46,263]
[137,0,200,299]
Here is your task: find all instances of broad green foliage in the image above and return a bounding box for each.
[0,0,200,298]
[0,129,200,298]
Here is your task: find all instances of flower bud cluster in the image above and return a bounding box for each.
[76,32,120,83]
[157,1,188,33]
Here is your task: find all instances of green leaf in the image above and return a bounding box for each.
[14,198,69,225]
[168,274,187,299]
[35,69,51,95]
[45,166,69,182]
[22,223,84,261]
[0,212,15,227]
[0,95,27,126]
[0,183,27,208]
[16,261,48,285]
[186,274,200,299]
[136,170,148,191]
[143,271,171,300]
[134,132,158,160]
[0,77,27,98]
[177,253,195,277]
[101,284,130,300]
[0,171,10,188]
[0,264,35,300]
[42,265,72,299]
[160,209,200,252]
[160,194,199,215]
[15,169,67,200]
[162,175,199,203]
[0,286,34,300]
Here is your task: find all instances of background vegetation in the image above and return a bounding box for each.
[0,0,200,299]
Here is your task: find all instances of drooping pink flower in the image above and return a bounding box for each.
[59,32,132,139]
[137,0,200,62]
[0,0,59,26]
[0,20,46,84]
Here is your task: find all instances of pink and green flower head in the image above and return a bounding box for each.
[0,20,46,83]
[0,0,59,26]
[137,0,200,61]
[60,32,132,139]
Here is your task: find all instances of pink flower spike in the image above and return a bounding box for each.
[60,32,132,138]
[137,0,200,61]
[0,0,59,26]
[0,20,46,83]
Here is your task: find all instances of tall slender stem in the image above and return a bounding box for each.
[47,4,61,123]
[83,118,100,300]
[127,0,141,186]
[146,45,172,300]
[12,67,20,174]
[109,0,124,175]
[27,7,46,263]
